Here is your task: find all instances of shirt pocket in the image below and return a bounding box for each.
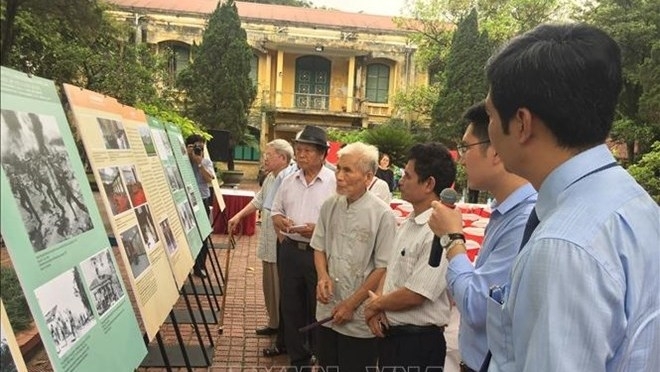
[486,290,515,370]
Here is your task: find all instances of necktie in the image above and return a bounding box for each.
[519,208,540,251]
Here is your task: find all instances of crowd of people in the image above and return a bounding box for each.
[198,23,659,371]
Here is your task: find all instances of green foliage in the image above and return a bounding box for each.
[477,0,562,43]
[138,104,210,140]
[583,0,660,160]
[326,128,365,144]
[362,120,415,166]
[1,0,175,109]
[431,9,492,145]
[0,266,32,332]
[627,141,660,204]
[182,0,256,169]
[393,84,440,123]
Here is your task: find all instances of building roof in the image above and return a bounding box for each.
[106,0,404,32]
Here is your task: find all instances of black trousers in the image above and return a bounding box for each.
[317,326,377,371]
[275,239,285,349]
[377,326,446,371]
[194,197,211,271]
[280,238,317,365]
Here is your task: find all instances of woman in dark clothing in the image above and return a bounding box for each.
[375,152,395,191]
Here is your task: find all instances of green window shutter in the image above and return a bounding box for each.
[366,64,390,104]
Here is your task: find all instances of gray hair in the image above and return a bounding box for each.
[337,142,379,174]
[267,139,294,161]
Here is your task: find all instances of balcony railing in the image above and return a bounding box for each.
[256,90,391,117]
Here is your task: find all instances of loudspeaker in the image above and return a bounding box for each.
[206,129,231,162]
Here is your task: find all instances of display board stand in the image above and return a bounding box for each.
[140,308,214,370]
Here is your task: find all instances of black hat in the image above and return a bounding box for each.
[295,125,328,148]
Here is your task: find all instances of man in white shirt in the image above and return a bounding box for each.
[365,142,456,370]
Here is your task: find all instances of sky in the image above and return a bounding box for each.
[310,0,409,17]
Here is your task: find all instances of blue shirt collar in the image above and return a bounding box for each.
[536,144,616,221]
[491,183,537,216]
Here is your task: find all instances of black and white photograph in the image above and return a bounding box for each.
[134,204,159,250]
[34,268,96,357]
[98,166,131,215]
[0,330,18,372]
[175,134,187,156]
[186,184,199,211]
[121,165,146,208]
[138,126,156,156]
[177,201,197,233]
[96,117,129,150]
[153,129,172,161]
[0,109,93,252]
[160,218,178,255]
[164,165,184,191]
[79,249,124,318]
[119,225,149,279]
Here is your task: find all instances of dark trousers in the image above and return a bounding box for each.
[378,326,446,371]
[280,238,317,365]
[317,326,377,371]
[194,197,211,271]
[275,239,285,349]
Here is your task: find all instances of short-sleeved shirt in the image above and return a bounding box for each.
[271,166,336,243]
[250,172,278,262]
[382,208,451,327]
[368,177,392,203]
[311,192,396,338]
[191,157,214,199]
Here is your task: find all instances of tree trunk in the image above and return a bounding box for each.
[468,189,480,203]
[1,0,22,66]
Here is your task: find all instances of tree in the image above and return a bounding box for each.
[583,0,660,162]
[627,141,660,204]
[1,0,177,110]
[431,8,492,145]
[362,120,415,167]
[182,0,256,170]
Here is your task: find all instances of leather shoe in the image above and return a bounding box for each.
[262,345,286,357]
[255,326,278,336]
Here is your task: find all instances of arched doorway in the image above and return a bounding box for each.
[295,56,331,110]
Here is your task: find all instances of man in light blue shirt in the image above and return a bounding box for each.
[430,24,659,371]
[440,102,536,371]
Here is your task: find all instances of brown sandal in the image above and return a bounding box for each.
[263,346,286,357]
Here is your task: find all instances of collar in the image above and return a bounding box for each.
[536,144,615,221]
[491,183,537,215]
[408,207,432,225]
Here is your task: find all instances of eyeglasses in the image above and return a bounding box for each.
[457,140,490,157]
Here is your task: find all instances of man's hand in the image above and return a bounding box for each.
[227,215,241,234]
[290,223,315,238]
[331,300,355,326]
[272,215,294,233]
[365,290,388,337]
[316,275,334,304]
[428,200,464,237]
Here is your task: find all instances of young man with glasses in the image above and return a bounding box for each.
[429,24,659,371]
[430,102,536,371]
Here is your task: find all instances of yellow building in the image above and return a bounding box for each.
[107,0,428,147]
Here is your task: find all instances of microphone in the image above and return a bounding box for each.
[429,188,459,267]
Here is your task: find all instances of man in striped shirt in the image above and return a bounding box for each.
[365,142,456,370]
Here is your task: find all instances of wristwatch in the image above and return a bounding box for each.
[440,233,465,249]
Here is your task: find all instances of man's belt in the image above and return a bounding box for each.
[284,237,313,251]
[385,324,445,336]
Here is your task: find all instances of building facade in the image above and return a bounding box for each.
[107,0,429,151]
